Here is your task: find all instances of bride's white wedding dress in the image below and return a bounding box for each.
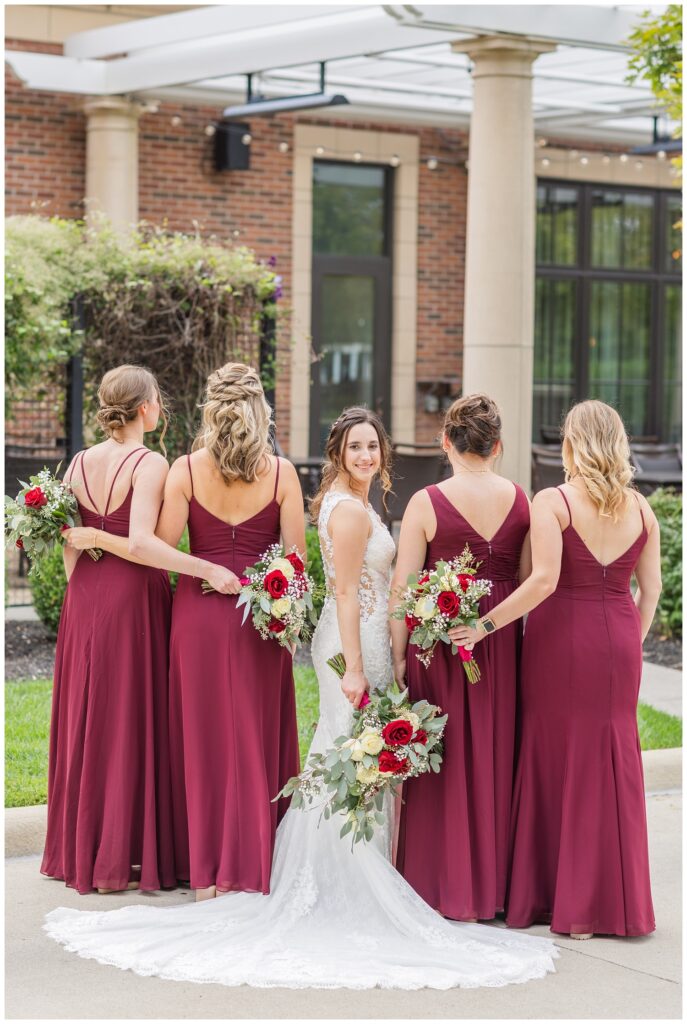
[44,491,558,989]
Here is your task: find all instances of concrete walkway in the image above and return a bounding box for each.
[640,662,683,718]
[5,749,681,1020]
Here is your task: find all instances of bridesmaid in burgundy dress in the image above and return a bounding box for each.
[142,362,303,901]
[451,400,661,938]
[391,394,531,921]
[42,365,177,894]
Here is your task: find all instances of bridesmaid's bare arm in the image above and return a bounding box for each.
[389,490,432,684]
[518,531,533,583]
[330,499,371,708]
[130,457,241,593]
[61,455,81,581]
[633,495,662,641]
[449,488,564,647]
[276,459,306,558]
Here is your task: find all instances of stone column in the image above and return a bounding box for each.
[83,97,142,230]
[453,35,555,489]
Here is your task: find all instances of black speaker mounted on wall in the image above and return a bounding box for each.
[214,121,251,171]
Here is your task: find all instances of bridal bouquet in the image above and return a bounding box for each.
[277,683,447,845]
[4,467,101,576]
[391,543,492,683]
[202,543,318,650]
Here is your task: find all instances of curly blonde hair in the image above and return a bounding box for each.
[309,407,392,523]
[96,365,168,454]
[562,400,635,521]
[193,362,273,483]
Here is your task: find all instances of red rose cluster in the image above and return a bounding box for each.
[376,717,429,774]
[378,750,409,774]
[264,570,288,599]
[24,486,48,509]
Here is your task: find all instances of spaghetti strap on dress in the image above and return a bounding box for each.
[41,448,175,893]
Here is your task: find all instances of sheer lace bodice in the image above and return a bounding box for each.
[44,491,559,990]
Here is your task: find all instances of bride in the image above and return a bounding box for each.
[45,407,558,990]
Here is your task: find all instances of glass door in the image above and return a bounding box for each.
[310,161,392,454]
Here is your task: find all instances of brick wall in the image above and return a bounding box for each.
[6,37,470,451]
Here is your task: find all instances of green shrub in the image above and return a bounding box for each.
[168,528,190,592]
[647,487,682,638]
[305,525,325,618]
[29,544,67,635]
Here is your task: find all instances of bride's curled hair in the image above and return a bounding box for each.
[193,362,273,483]
[562,400,635,521]
[309,407,392,523]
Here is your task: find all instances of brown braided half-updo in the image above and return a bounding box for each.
[193,362,273,484]
[96,365,168,453]
[309,407,393,523]
[443,393,502,459]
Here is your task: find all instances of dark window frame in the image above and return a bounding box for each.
[310,159,393,455]
[535,178,681,441]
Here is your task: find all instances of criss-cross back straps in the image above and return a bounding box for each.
[557,485,572,527]
[273,456,281,501]
[79,447,148,517]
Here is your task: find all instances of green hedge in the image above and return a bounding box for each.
[305,525,325,618]
[647,488,682,638]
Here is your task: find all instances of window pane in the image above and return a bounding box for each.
[533,278,577,440]
[588,281,651,436]
[313,162,386,256]
[536,185,578,265]
[663,284,682,442]
[666,195,682,273]
[591,190,653,270]
[318,275,374,449]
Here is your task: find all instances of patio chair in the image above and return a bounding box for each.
[382,444,448,526]
[630,443,682,495]
[531,444,565,494]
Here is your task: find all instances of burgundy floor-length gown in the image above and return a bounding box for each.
[169,456,300,892]
[397,482,530,920]
[41,448,176,894]
[506,488,655,937]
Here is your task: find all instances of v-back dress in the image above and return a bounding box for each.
[168,455,300,892]
[41,447,175,894]
[44,488,558,990]
[506,488,655,936]
[397,482,530,920]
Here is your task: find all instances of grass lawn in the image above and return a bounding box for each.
[5,677,679,809]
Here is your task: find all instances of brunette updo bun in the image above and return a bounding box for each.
[443,393,502,458]
[96,365,167,451]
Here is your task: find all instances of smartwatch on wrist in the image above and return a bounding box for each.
[480,616,497,635]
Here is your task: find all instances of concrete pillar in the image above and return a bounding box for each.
[453,35,555,489]
[83,97,141,230]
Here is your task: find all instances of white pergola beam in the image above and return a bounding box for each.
[386,5,641,51]
[5,51,105,94]
[64,5,357,59]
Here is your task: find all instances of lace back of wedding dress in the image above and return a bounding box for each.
[44,489,559,990]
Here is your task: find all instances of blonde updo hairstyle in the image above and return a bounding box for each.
[193,362,273,484]
[443,393,502,459]
[96,364,168,453]
[309,407,393,523]
[562,400,635,521]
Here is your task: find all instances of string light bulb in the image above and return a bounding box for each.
[541,157,550,168]
[171,116,182,127]
[657,150,667,160]
[278,141,289,153]
[427,156,438,170]
[580,156,589,165]
[315,145,325,156]
[635,160,643,170]
[204,124,216,137]
[570,149,579,159]
[602,155,611,165]
[389,154,400,167]
[353,151,362,162]
[241,133,252,146]
[619,153,629,163]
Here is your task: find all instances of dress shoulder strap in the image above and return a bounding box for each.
[104,447,146,516]
[556,485,572,527]
[186,454,194,496]
[273,456,281,501]
[631,489,646,529]
[78,451,98,511]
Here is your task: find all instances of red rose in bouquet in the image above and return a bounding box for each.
[378,750,409,774]
[381,719,414,746]
[414,729,428,745]
[25,487,48,508]
[437,590,460,617]
[285,552,305,573]
[457,574,472,592]
[405,613,421,632]
[418,573,430,584]
[264,569,288,598]
[268,617,286,634]
[15,538,24,549]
